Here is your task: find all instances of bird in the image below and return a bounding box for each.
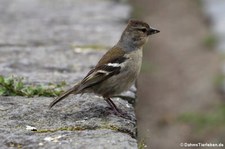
[49,19,159,115]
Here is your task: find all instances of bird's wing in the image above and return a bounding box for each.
[78,46,128,91]
[80,58,129,90]
[79,60,122,90]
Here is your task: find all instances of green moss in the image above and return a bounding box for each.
[214,74,225,87]
[72,44,108,51]
[138,139,147,149]
[36,123,135,137]
[36,125,103,134]
[177,104,225,132]
[0,75,66,97]
[36,126,88,133]
[203,34,217,49]
[101,123,136,138]
[5,142,23,148]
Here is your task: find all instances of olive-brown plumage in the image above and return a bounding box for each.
[49,19,159,115]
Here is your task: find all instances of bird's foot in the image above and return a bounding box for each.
[104,97,131,119]
[105,107,130,119]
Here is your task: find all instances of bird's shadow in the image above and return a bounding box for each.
[60,105,113,121]
[60,105,135,122]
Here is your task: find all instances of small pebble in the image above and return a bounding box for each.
[26,125,37,131]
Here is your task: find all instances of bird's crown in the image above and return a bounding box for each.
[127,19,150,29]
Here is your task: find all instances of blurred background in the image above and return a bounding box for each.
[132,0,225,148]
[0,0,224,148]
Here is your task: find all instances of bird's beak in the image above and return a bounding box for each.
[147,27,160,35]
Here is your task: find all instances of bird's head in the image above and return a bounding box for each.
[119,19,160,50]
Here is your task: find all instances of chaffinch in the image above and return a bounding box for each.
[49,19,159,115]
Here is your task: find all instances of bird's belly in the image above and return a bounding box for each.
[93,72,136,97]
[94,61,141,96]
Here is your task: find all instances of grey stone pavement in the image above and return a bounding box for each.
[0,0,138,148]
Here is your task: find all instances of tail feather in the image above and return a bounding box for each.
[48,85,79,109]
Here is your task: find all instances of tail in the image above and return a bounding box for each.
[48,85,79,109]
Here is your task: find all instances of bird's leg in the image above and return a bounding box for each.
[104,98,121,115]
[104,97,131,119]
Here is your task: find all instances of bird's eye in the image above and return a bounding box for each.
[139,28,147,33]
